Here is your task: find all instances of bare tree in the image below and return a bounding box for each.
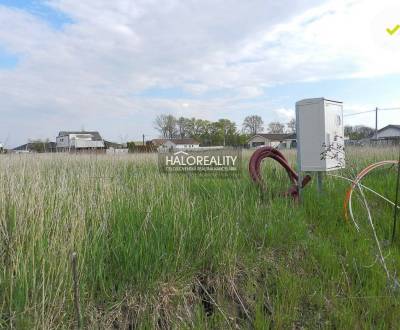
[242,115,264,135]
[267,121,285,134]
[177,117,189,138]
[286,118,296,133]
[154,114,178,138]
[154,115,166,137]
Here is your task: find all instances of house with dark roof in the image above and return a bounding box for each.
[56,131,105,152]
[13,141,57,153]
[248,133,296,149]
[376,125,400,141]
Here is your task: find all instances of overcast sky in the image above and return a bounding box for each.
[0,0,399,147]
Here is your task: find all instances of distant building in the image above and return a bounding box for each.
[376,125,400,141]
[248,133,296,149]
[346,125,400,146]
[106,148,129,154]
[13,141,57,153]
[104,140,125,149]
[158,138,200,151]
[56,131,105,152]
[104,140,128,154]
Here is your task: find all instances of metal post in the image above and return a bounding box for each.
[317,171,323,195]
[375,107,378,140]
[391,146,400,242]
[297,170,302,201]
[142,134,145,145]
[296,108,302,202]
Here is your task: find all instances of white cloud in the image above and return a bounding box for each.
[0,0,399,146]
[273,108,295,122]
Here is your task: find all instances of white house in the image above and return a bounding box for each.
[158,138,200,151]
[376,125,400,140]
[106,148,129,155]
[56,131,105,152]
[248,133,296,149]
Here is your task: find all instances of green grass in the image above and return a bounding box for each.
[1,148,400,329]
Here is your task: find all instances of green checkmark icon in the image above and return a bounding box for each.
[387,25,400,35]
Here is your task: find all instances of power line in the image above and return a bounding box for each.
[380,107,400,111]
[343,107,400,117]
[343,109,375,117]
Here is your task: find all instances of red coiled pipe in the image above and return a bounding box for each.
[249,146,311,200]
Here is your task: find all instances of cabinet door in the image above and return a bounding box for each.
[325,103,345,170]
[296,102,325,171]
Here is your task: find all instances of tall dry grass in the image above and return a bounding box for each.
[0,148,399,328]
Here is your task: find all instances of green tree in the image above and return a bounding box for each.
[344,125,374,140]
[28,139,48,153]
[127,141,136,152]
[213,119,237,146]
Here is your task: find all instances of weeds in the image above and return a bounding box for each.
[0,148,399,328]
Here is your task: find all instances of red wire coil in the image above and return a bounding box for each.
[249,146,311,200]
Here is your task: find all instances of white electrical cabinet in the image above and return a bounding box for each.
[296,98,345,172]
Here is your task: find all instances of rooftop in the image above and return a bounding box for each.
[58,131,103,141]
[249,133,296,141]
[377,125,400,132]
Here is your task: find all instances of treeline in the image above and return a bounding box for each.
[154,114,295,146]
[344,125,375,140]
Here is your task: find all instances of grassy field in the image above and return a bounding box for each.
[1,147,400,329]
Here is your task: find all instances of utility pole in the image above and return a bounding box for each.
[375,107,378,140]
[142,134,145,145]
